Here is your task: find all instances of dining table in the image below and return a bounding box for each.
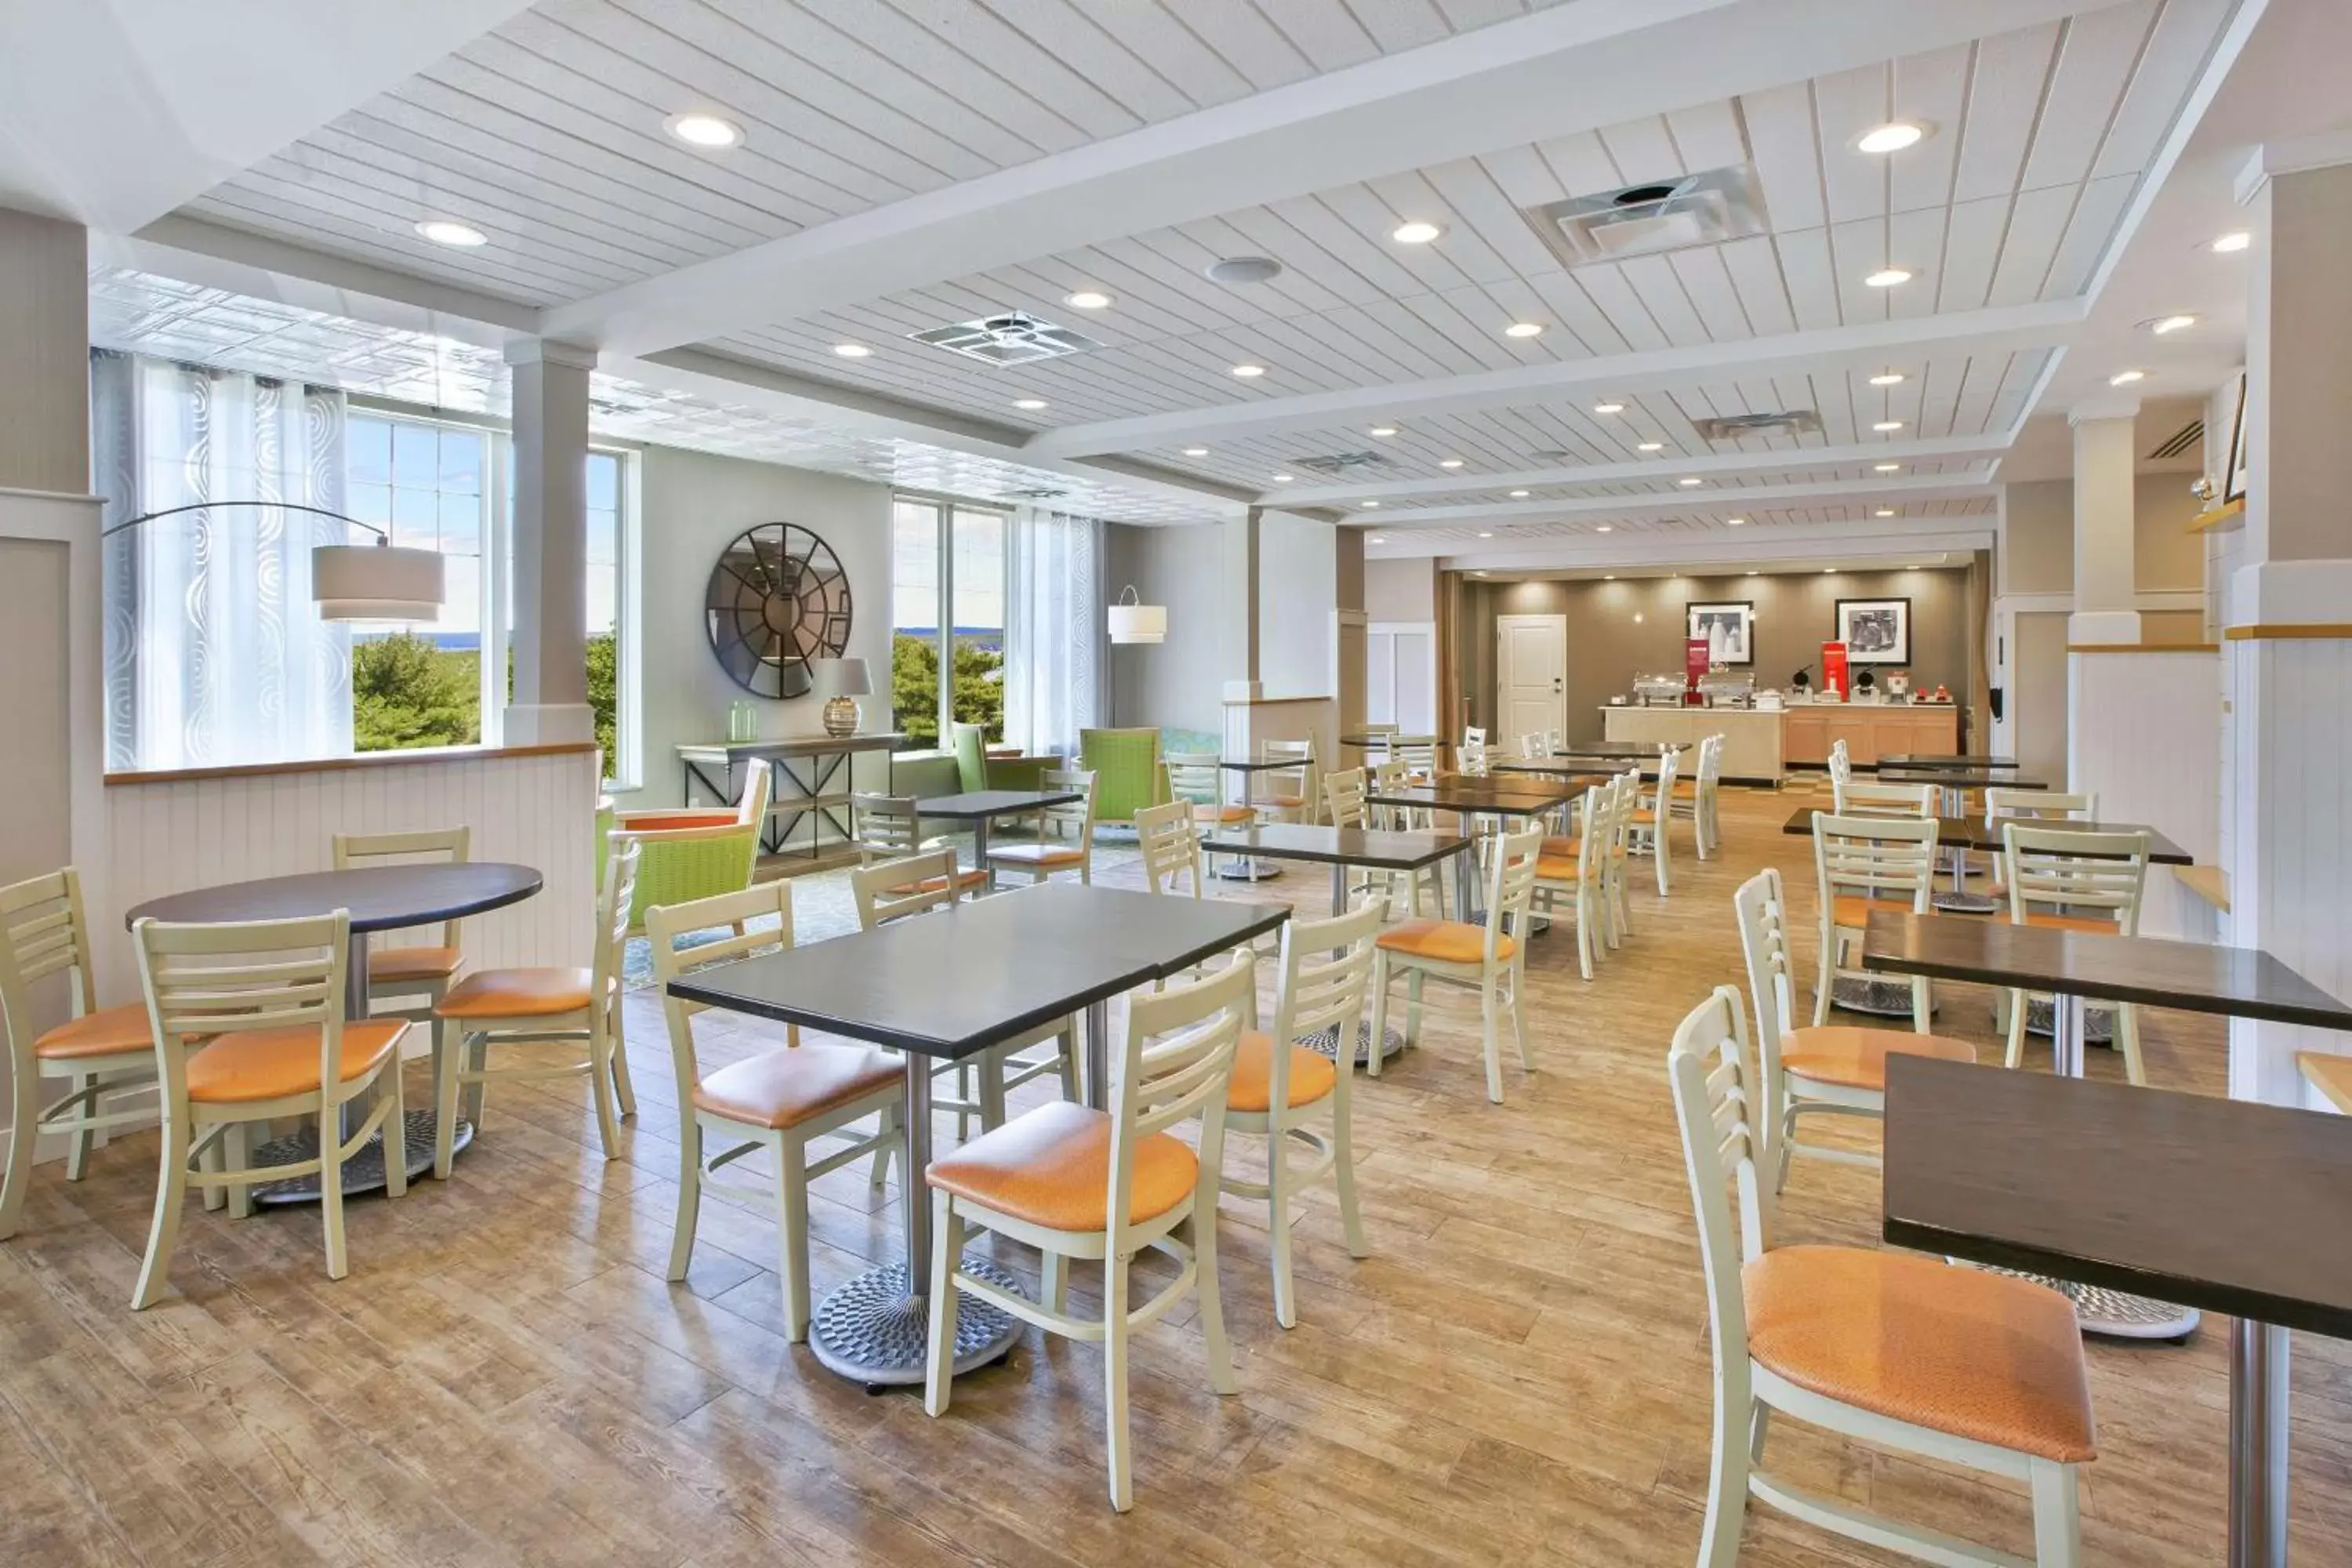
[1212,757,1308,880]
[1884,1054,2352,1568]
[1877,753,2020,770]
[666,881,1290,1388]
[1363,774,1580,918]
[916,787,1084,889]
[126,861,544,1203]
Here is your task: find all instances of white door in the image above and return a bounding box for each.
[1495,614,1566,746]
[1367,621,1436,733]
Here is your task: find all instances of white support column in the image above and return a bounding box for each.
[2066,408,2142,648]
[2224,150,2352,1107]
[1219,507,1263,758]
[503,339,597,747]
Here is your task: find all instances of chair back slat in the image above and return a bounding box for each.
[1134,800,1203,897]
[1667,986,1773,1370]
[1276,898,1384,1048]
[851,849,961,928]
[135,911,350,1108]
[1832,779,1936,819]
[1988,787,2096,822]
[334,826,470,950]
[1485,827,1544,956]
[2002,824,2150,930]
[852,793,927,861]
[1163,751,1221,805]
[1116,955,1250,1147]
[1812,812,1938,910]
[1396,740,1438,782]
[1323,767,1368,829]
[593,838,644,996]
[1036,768,1098,837]
[1258,739,1318,822]
[647,879,796,1108]
[1,869,100,1042]
[1732,868,1802,1054]
[1827,738,1852,786]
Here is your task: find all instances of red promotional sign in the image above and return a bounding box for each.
[1820,641,1850,700]
[1685,637,1710,704]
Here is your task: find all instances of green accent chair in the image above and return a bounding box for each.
[950,722,1058,793]
[606,758,771,934]
[1078,727,1170,826]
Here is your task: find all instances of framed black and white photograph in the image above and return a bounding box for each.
[1835,597,1912,664]
[2224,369,2250,503]
[1686,600,1755,666]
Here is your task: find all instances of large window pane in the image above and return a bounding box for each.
[350,414,485,753]
[891,499,942,746]
[584,450,622,777]
[949,506,1005,742]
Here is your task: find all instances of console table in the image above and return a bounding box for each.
[674,734,903,857]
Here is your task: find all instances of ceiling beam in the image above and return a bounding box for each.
[542,0,2103,358]
[1029,302,2082,458]
[1263,433,2013,506]
[1373,515,1997,566]
[1340,473,1995,530]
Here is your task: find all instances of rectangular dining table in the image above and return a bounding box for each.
[1362,775,1579,916]
[1884,1054,2352,1568]
[915,787,1084,888]
[667,881,1288,1388]
[1864,908,2352,1567]
[1878,753,2020,770]
[1196,821,1473,916]
[1212,757,1309,880]
[1778,807,2193,866]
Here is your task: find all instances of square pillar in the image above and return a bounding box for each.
[503,339,597,748]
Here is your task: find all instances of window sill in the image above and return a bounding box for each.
[104,742,599,787]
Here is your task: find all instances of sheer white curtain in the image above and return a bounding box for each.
[93,351,354,771]
[1002,507,1104,760]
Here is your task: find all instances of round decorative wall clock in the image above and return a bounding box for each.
[703,522,852,699]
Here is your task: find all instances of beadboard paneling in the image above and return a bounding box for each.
[2067,647,2220,940]
[94,747,601,1006]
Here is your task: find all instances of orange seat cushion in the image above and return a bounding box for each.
[988,843,1085,867]
[2020,912,2122,935]
[1227,1030,1338,1112]
[1630,807,1657,825]
[1533,855,1587,882]
[1376,917,1513,964]
[32,1002,151,1061]
[437,966,594,1020]
[1671,780,1700,798]
[884,867,990,896]
[617,811,735,831]
[1258,794,1308,809]
[1541,835,1582,858]
[1744,1246,2096,1463]
[368,945,463,984]
[1831,895,1918,930]
[185,1020,405,1104]
[927,1101,1197,1232]
[1779,1025,1975,1091]
[1192,803,1256,823]
[691,1045,902,1130]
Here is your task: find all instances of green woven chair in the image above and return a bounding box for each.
[950,722,1058,793]
[1078,727,1169,826]
[608,759,771,933]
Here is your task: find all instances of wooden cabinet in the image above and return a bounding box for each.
[1779,705,1957,766]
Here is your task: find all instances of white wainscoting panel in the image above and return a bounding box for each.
[2067,649,2221,940]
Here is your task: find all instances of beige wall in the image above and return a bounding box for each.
[1365,556,1437,622]
[2002,475,2205,595]
[1105,521,1229,734]
[1470,566,1972,740]
[0,538,71,887]
[0,209,88,493]
[1257,511,1336,698]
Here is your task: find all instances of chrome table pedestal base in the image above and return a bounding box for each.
[1299,1020,1407,1068]
[249,1110,467,1206]
[808,1256,1026,1388]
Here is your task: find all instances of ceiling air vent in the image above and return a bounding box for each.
[908,310,1102,365]
[1522,165,1770,267]
[2147,419,2204,462]
[1693,410,1823,442]
[1290,451,1391,475]
[1000,486,1068,500]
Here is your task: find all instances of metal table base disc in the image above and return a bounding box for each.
[1831,978,1937,1019]
[2023,996,2117,1044]
[1958,1261,2201,1341]
[249,1110,466,1206]
[1299,1020,1407,1068]
[1933,891,2002,914]
[811,1256,1026,1386]
[1214,860,1284,881]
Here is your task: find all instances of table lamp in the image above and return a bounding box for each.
[815,657,872,738]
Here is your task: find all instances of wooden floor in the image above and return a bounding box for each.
[8,790,2351,1566]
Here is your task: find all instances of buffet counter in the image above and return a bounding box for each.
[1601,706,1784,783]
[1599,699,1963,783]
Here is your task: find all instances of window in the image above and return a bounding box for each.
[347,415,491,752]
[890,496,1007,749]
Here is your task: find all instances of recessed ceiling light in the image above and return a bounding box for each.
[2109,369,2147,386]
[1181,446,1209,456]
[2212,230,2252,254]
[1230,364,1265,378]
[1596,525,1613,533]
[1869,372,1907,386]
[1679,477,1704,487]
[1875,507,1897,517]
[1824,568,1838,575]
[416,220,487,248]
[1065,290,1112,310]
[1369,426,1397,437]
[1864,268,1913,289]
[1594,401,1626,414]
[1471,569,1490,577]
[1874,419,1906,432]
[1726,517,1746,526]
[2147,314,2199,335]
[1272,474,1294,483]
[1875,462,1903,472]
[1439,458,1464,469]
[665,112,744,148]
[1856,122,1928,154]
[1604,574,1616,580]
[832,343,873,358]
[1367,535,1386,544]
[1748,570,1759,576]
[1359,500,1381,509]
[1478,531,1494,538]
[1509,489,1530,499]
[1013,398,1048,410]
[1392,220,1444,245]
[1504,321,1545,339]
[1636,441,1664,452]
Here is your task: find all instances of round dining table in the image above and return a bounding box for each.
[126,862,543,1205]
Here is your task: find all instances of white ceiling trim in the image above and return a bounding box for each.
[1029,302,2085,458]
[1362,473,1994,528]
[1262,433,2018,506]
[1381,517,1999,566]
[539,0,2107,358]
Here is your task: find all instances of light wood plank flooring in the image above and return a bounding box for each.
[5,790,2350,1566]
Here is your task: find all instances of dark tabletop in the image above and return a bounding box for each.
[916,789,1084,819]
[1876,768,2047,790]
[679,734,906,758]
[1551,742,1659,758]
[1861,909,2352,1028]
[1196,822,1474,870]
[1365,778,1578,817]
[1219,757,1309,772]
[1884,1055,2352,1338]
[126,862,543,933]
[1341,734,1441,747]
[1489,757,1614,779]
[666,882,1289,1060]
[1777,808,2191,864]
[1879,754,2020,770]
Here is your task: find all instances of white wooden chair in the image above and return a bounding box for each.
[1396,739,1439,786]
[0,867,156,1240]
[1602,768,1642,945]
[1630,745,1684,896]
[1826,737,1851,788]
[1671,733,1726,858]
[985,768,1097,886]
[1368,826,1541,1103]
[1989,789,2098,822]
[1457,727,1488,775]
[332,826,470,1025]
[2001,824,2152,1083]
[1733,867,1973,1190]
[129,909,410,1308]
[1543,726,1566,756]
[430,838,640,1175]
[1134,800,1207,897]
[1330,764,1443,919]
[1531,785,1606,982]
[1668,985,2092,1566]
[1832,778,1937,819]
[853,793,987,897]
[648,880,904,1341]
[922,954,1253,1512]
[1220,897,1380,1327]
[1811,812,1939,1033]
[1253,739,1319,826]
[850,849,1080,1132]
[1515,731,1547,760]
